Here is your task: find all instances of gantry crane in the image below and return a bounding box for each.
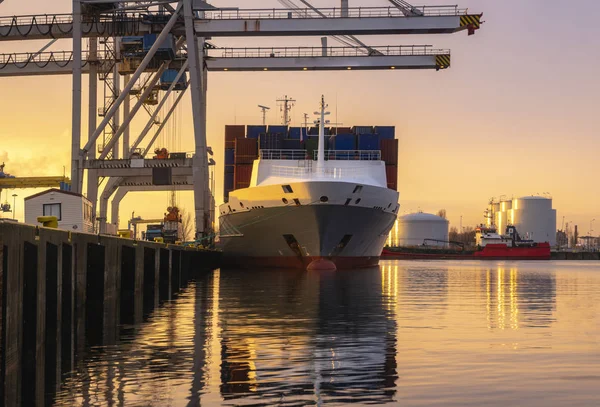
[0,0,484,242]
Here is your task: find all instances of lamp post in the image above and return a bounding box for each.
[12,193,17,220]
[591,219,596,251]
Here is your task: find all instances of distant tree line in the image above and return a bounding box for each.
[449,226,477,248]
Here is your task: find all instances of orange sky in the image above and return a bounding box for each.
[0,0,599,234]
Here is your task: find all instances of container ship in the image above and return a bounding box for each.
[218,96,400,269]
[382,225,551,260]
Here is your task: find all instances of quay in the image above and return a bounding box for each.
[551,251,600,260]
[0,221,221,407]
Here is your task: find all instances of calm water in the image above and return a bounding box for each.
[54,261,600,406]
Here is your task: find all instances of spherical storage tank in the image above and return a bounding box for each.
[396,213,449,247]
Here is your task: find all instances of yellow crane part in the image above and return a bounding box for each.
[0,176,71,189]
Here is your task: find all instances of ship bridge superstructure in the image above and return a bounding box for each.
[0,0,483,245]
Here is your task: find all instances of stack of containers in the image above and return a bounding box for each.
[329,133,356,159]
[224,125,245,201]
[289,127,308,140]
[305,135,332,159]
[259,133,284,150]
[352,126,374,135]
[246,125,267,139]
[375,126,398,191]
[329,127,352,135]
[357,133,381,159]
[234,138,258,190]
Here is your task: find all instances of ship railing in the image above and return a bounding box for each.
[259,150,308,160]
[315,150,381,161]
[271,166,364,179]
[217,45,449,59]
[200,6,467,20]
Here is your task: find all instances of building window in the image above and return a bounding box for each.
[282,185,294,194]
[43,203,62,220]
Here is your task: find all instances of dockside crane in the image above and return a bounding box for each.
[0,0,484,243]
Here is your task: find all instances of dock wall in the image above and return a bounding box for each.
[0,221,220,407]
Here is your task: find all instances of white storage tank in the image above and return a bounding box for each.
[395,212,450,247]
[512,196,556,245]
[491,196,556,245]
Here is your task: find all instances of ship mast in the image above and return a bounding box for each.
[316,95,329,172]
[277,95,296,125]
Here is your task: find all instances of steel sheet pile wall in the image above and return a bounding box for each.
[0,222,221,407]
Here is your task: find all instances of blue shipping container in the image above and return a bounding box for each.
[225,165,234,174]
[374,126,396,140]
[358,134,381,151]
[309,126,330,136]
[352,126,374,135]
[225,149,235,165]
[247,125,267,139]
[268,125,289,134]
[224,172,234,190]
[143,33,176,59]
[329,134,356,150]
[289,127,308,140]
[259,133,284,150]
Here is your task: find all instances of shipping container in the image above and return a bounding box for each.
[282,139,304,150]
[381,139,399,166]
[309,126,330,136]
[386,165,398,191]
[225,125,246,141]
[352,126,374,135]
[234,138,258,164]
[247,125,267,139]
[259,133,284,150]
[225,148,235,165]
[328,127,352,135]
[234,164,253,190]
[289,127,308,140]
[224,171,234,191]
[268,125,289,135]
[159,69,188,91]
[329,134,356,151]
[374,126,396,140]
[357,134,380,151]
[224,165,234,174]
[143,33,176,60]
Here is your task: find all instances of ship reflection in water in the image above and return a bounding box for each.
[53,261,600,406]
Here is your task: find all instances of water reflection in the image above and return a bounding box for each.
[52,261,600,407]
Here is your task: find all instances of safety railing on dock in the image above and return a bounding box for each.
[217,45,449,58]
[200,6,467,20]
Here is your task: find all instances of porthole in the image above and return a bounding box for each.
[320,196,329,203]
[355,198,361,204]
[282,198,289,204]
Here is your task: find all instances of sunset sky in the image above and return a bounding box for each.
[0,0,599,234]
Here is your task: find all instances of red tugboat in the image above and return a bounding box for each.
[382,225,551,260]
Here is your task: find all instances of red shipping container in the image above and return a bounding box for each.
[234,164,253,190]
[386,165,398,191]
[234,138,258,164]
[225,125,246,143]
[381,139,399,166]
[329,126,352,135]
